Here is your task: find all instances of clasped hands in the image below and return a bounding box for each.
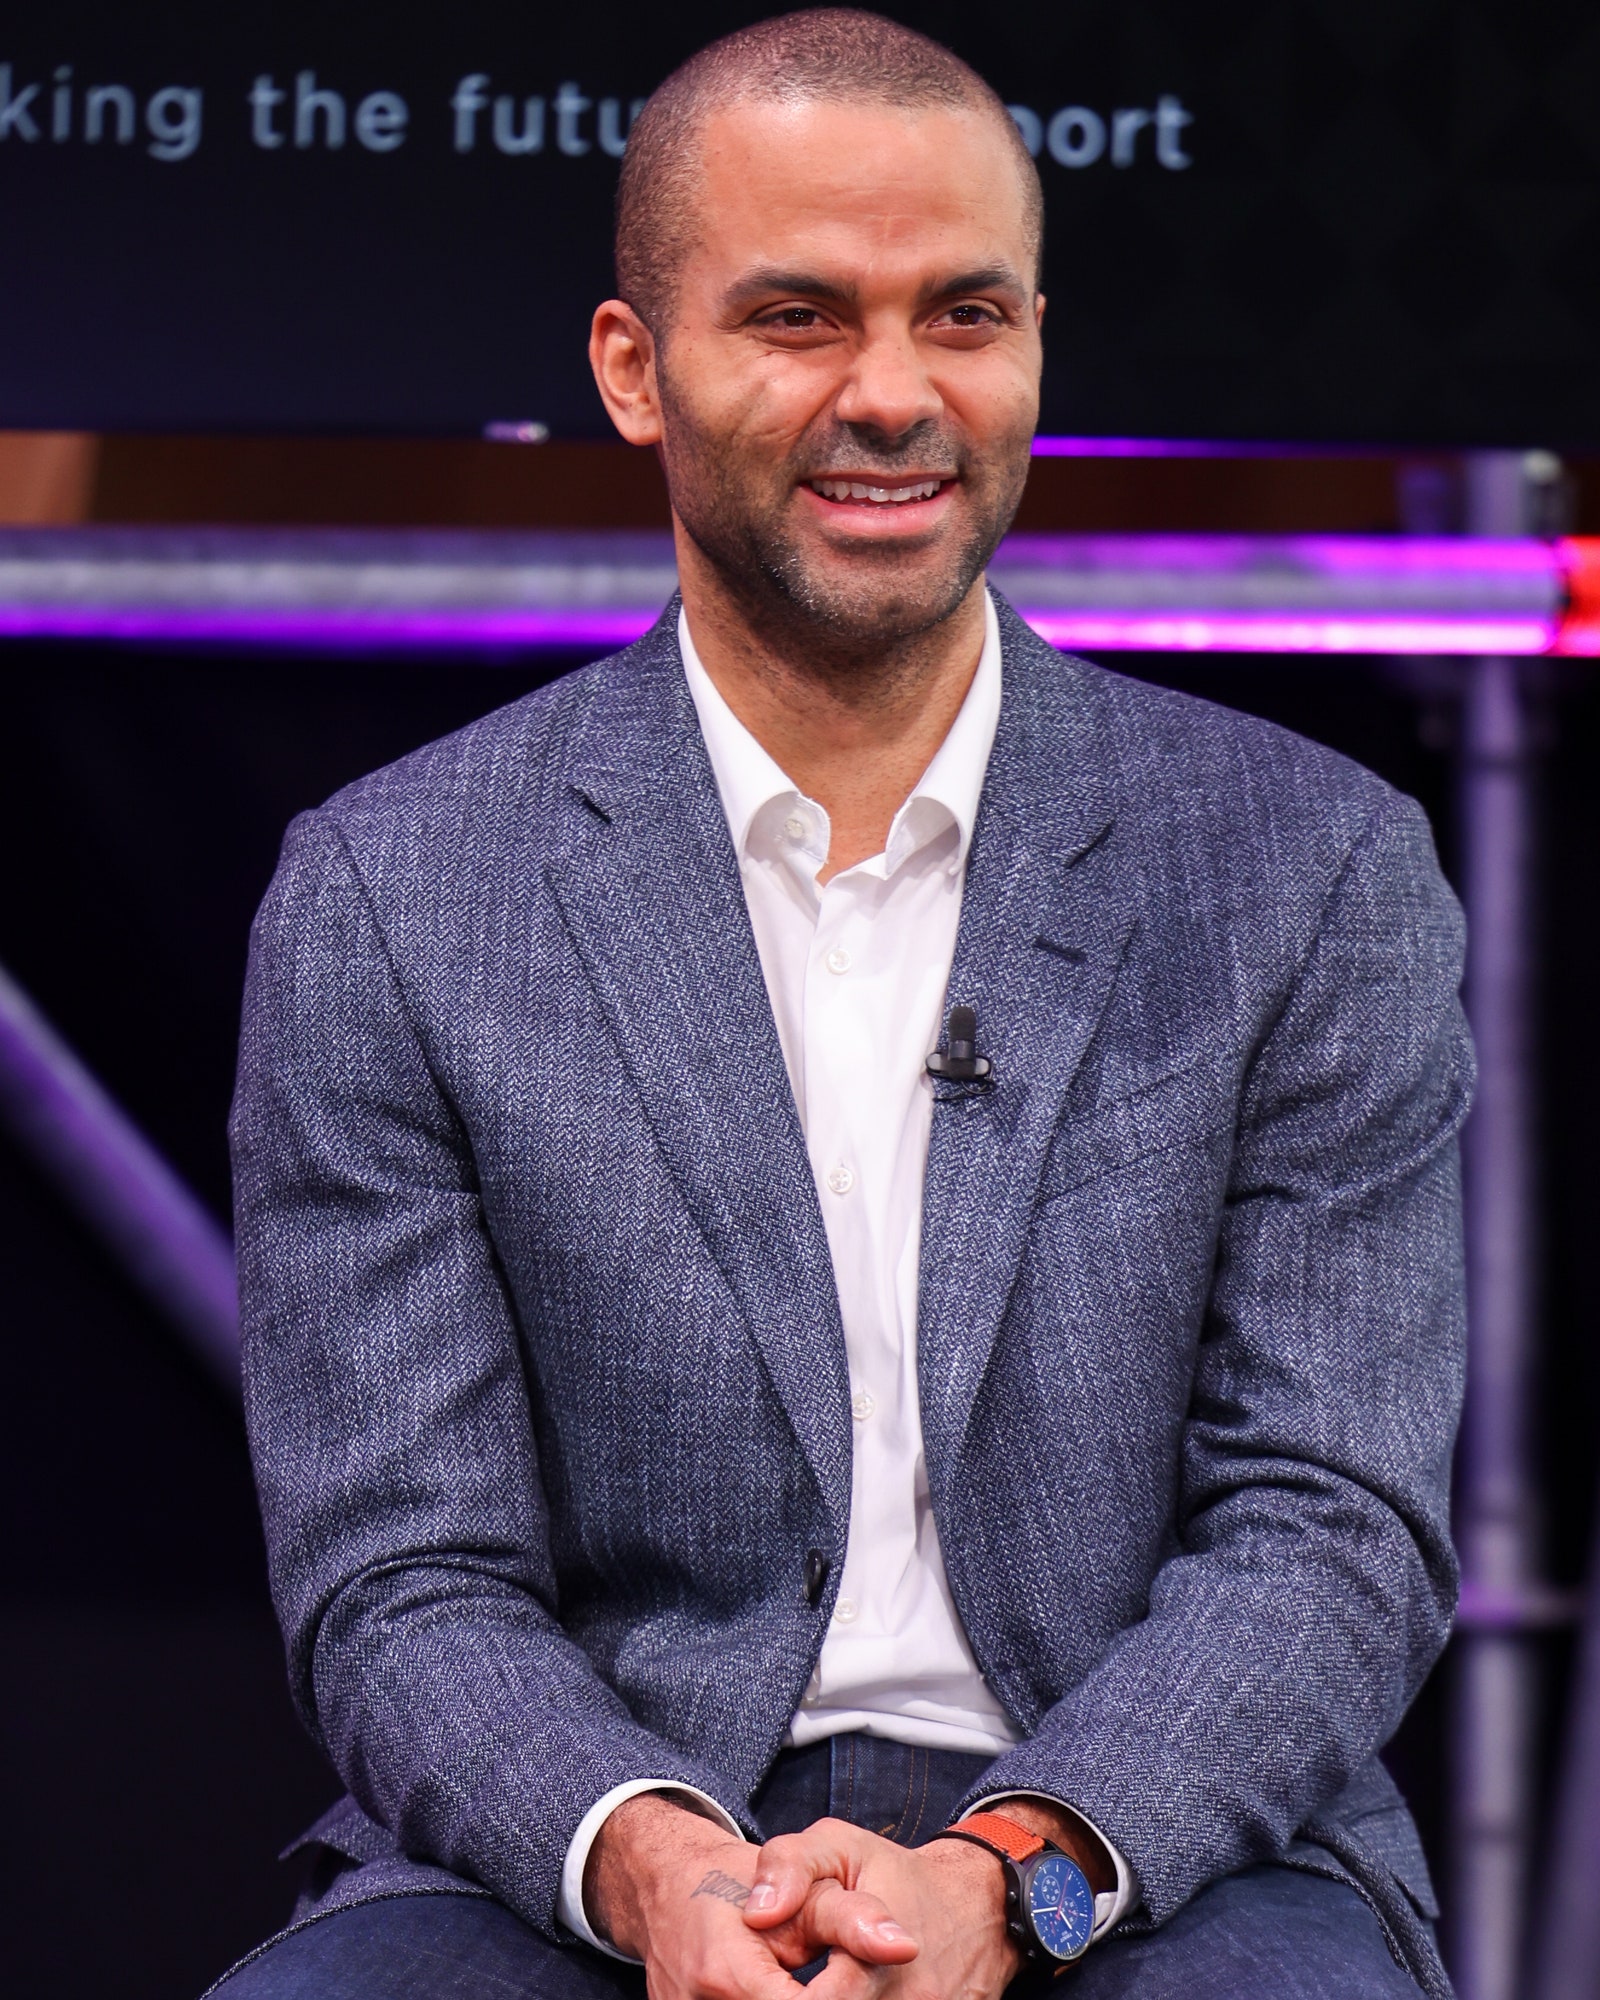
[586,1792,1105,2000]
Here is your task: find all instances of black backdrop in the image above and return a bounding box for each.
[3,637,1597,1996]
[3,0,1599,445]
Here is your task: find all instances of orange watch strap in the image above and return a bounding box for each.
[944,1810,1048,1863]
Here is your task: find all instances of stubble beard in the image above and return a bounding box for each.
[657,370,1031,692]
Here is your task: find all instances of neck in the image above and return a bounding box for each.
[674,525,988,881]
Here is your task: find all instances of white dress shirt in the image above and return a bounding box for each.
[558,595,1133,1951]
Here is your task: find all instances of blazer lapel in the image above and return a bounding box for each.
[917,605,1136,1492]
[545,616,853,1533]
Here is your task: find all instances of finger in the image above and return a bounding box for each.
[739,1920,897,2000]
[760,1908,902,1977]
[721,1924,858,2000]
[802,1878,918,1966]
[803,1943,902,2000]
[745,1821,866,1928]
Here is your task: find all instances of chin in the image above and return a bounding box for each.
[787,552,983,641]
[788,581,975,651]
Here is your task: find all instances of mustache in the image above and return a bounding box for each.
[792,421,965,481]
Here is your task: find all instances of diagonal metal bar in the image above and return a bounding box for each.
[0,956,240,1396]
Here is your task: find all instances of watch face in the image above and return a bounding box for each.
[1026,1851,1096,1962]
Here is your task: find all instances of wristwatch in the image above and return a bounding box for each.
[931,1811,1096,1974]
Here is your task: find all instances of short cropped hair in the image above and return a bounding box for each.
[615,8,1044,332]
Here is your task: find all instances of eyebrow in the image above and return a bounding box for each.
[926,266,1031,307]
[719,263,1032,317]
[721,269,858,315]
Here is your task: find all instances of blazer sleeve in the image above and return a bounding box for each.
[958,789,1474,1924]
[229,809,752,1937]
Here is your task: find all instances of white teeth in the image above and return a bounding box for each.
[811,478,943,504]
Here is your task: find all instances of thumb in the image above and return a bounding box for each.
[743,1823,865,1929]
[799,1878,919,1966]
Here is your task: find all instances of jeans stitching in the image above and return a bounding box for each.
[887,1746,916,1841]
[907,1749,931,1844]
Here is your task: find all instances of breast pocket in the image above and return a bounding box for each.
[1037,1051,1236,1202]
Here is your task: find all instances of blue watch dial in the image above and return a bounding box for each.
[1025,1851,1095,1962]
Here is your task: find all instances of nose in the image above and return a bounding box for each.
[833,323,943,441]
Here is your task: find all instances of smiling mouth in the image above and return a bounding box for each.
[808,477,951,505]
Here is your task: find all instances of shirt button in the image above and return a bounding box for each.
[851,1389,876,1421]
[832,1597,858,1625]
[784,814,807,841]
[825,946,851,975]
[825,1164,855,1196]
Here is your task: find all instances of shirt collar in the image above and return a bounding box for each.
[679,592,1002,880]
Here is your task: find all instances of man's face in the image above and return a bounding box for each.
[652,97,1043,653]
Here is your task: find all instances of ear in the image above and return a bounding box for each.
[589,300,663,446]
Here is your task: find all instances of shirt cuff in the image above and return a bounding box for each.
[557,1779,747,1959]
[969,1790,1139,1943]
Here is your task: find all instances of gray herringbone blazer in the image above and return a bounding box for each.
[231,594,1470,1993]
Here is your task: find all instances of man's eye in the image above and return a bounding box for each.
[768,308,822,330]
[944,304,997,327]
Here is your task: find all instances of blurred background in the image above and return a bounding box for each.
[2,4,1598,1997]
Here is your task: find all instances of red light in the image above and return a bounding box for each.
[1554,539,1600,656]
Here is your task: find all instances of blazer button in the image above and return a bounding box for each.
[804,1550,830,1605]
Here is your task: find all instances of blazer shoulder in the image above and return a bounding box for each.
[1000,603,1408,858]
[1102,659,1397,828]
[990,600,1443,961]
[287,620,679,885]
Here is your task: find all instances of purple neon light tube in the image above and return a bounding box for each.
[992,530,1558,584]
[1016,611,1553,655]
[0,605,661,653]
[990,533,1561,654]
[0,526,1576,656]
[0,602,1553,656]
[1029,438,1401,458]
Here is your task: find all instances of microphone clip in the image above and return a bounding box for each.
[926,1004,992,1082]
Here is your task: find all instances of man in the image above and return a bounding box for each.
[220,12,1470,2000]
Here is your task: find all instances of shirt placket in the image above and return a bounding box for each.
[804,867,900,1667]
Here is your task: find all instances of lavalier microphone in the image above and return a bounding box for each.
[926,1004,992,1081]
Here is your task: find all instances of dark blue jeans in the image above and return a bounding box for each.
[207,1736,1431,1999]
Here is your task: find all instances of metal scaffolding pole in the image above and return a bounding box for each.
[1449,453,1551,2000]
[1534,1484,1600,2000]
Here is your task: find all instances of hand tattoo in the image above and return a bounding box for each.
[691,1867,753,1908]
